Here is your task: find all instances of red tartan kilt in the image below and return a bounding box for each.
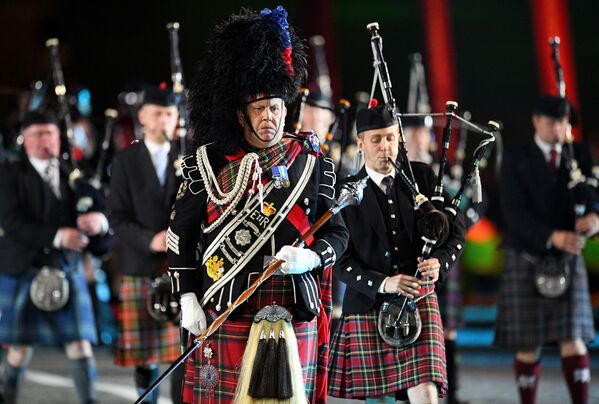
[114,276,180,367]
[328,284,447,399]
[183,274,318,403]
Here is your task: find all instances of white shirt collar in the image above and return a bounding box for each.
[28,156,57,176]
[144,139,171,157]
[534,135,562,163]
[28,156,61,196]
[365,164,395,192]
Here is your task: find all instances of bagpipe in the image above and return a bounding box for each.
[296,34,354,174]
[167,21,191,175]
[406,52,431,116]
[405,51,500,228]
[142,22,195,325]
[549,36,596,218]
[135,177,369,403]
[45,38,113,257]
[292,87,310,133]
[90,108,118,189]
[364,22,498,347]
[324,98,353,177]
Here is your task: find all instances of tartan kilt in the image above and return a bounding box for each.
[0,269,97,346]
[494,249,595,349]
[328,284,447,399]
[182,274,318,404]
[114,275,180,366]
[437,263,464,330]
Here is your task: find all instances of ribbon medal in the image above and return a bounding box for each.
[271,165,290,189]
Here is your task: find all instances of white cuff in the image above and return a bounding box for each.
[98,213,110,235]
[53,229,62,249]
[181,292,196,300]
[378,277,389,293]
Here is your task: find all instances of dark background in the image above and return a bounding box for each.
[2,0,598,144]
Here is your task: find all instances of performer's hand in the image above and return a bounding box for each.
[575,213,599,237]
[417,258,440,283]
[59,227,89,252]
[384,274,422,299]
[550,230,586,255]
[150,230,167,253]
[77,212,105,236]
[275,245,321,275]
[180,293,207,336]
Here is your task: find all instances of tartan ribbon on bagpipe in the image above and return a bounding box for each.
[206,134,320,224]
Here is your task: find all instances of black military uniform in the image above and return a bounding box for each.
[165,6,348,403]
[495,95,596,404]
[0,110,109,404]
[108,86,183,403]
[328,104,465,401]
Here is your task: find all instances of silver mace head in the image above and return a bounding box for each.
[331,177,369,214]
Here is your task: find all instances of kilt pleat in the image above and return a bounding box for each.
[0,269,97,345]
[182,275,318,404]
[494,249,595,349]
[114,275,180,366]
[437,263,464,330]
[328,286,447,399]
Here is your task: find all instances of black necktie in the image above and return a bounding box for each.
[549,147,558,172]
[381,176,394,197]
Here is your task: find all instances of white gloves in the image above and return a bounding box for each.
[275,245,321,275]
[180,293,207,336]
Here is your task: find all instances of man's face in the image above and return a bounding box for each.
[532,114,569,144]
[138,104,179,143]
[404,126,431,162]
[240,97,287,149]
[22,123,61,160]
[357,124,399,174]
[301,104,335,142]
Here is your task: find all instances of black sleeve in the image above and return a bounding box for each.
[107,155,155,253]
[426,166,467,284]
[576,143,599,216]
[166,155,206,297]
[309,156,349,270]
[0,164,57,248]
[334,211,388,300]
[500,149,554,251]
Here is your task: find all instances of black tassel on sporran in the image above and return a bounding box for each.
[277,329,293,399]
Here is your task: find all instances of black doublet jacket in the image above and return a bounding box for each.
[335,162,466,314]
[0,158,109,274]
[500,140,599,256]
[167,139,348,322]
[108,140,181,276]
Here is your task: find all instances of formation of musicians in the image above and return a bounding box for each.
[0,5,596,404]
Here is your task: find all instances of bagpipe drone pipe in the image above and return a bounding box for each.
[549,36,598,218]
[46,38,114,256]
[167,21,194,175]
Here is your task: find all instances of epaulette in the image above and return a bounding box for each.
[181,154,205,195]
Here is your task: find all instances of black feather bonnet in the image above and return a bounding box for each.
[188,6,307,155]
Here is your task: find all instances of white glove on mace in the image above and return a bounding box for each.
[275,245,321,275]
[180,293,207,336]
